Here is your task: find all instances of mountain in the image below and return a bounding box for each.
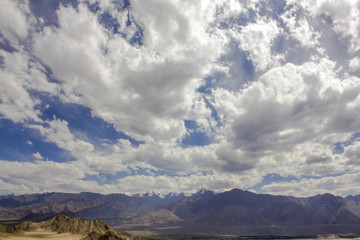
[2,189,360,237]
[133,191,186,208]
[0,214,137,240]
[0,190,207,224]
[292,193,360,224]
[125,189,360,236]
[0,192,151,223]
[127,209,183,225]
[190,188,215,199]
[259,201,329,225]
[346,194,360,204]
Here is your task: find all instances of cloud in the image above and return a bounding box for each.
[349,57,360,72]
[116,171,262,195]
[32,152,44,160]
[262,172,360,197]
[32,1,225,144]
[31,119,95,156]
[0,42,59,123]
[238,18,281,71]
[0,0,29,39]
[1,0,360,196]
[211,58,360,180]
[304,0,360,53]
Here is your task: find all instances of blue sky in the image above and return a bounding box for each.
[1,0,360,196]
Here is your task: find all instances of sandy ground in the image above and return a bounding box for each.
[1,229,84,240]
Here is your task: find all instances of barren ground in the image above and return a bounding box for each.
[1,228,84,240]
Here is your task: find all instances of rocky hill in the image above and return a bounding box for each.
[0,222,16,236]
[1,215,138,240]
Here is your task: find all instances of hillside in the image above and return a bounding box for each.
[0,215,137,240]
[127,209,183,225]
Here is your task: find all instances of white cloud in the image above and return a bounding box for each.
[281,4,320,48]
[0,0,29,38]
[291,0,360,53]
[262,172,360,197]
[116,171,262,195]
[32,152,44,160]
[344,141,360,166]
[0,46,59,123]
[31,119,94,156]
[0,158,125,194]
[1,0,360,196]
[32,1,226,144]
[349,57,360,71]
[238,18,281,71]
[211,58,360,179]
[0,179,34,195]
[0,67,41,123]
[0,160,83,191]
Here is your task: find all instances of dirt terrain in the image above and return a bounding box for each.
[1,228,83,239]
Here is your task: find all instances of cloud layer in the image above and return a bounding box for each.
[1,0,360,197]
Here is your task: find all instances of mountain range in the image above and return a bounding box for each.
[1,189,360,237]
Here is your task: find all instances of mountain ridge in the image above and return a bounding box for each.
[1,189,360,236]
[125,189,360,236]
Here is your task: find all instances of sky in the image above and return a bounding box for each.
[1,0,360,197]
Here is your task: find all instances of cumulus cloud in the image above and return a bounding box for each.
[1,0,360,196]
[32,1,225,144]
[212,59,360,179]
[238,18,281,71]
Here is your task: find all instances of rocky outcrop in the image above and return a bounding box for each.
[41,215,135,240]
[4,215,137,240]
[0,222,16,233]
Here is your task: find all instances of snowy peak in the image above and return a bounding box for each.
[191,188,215,198]
[135,191,186,208]
[164,192,185,198]
[140,191,163,199]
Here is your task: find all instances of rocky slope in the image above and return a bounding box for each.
[1,215,138,240]
[127,209,183,225]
